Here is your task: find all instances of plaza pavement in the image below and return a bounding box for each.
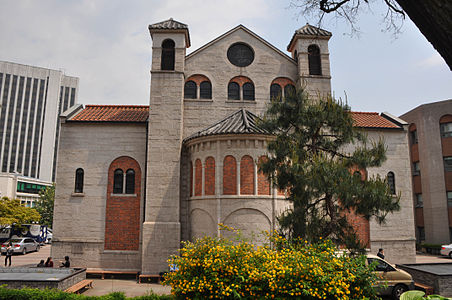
[2,245,451,297]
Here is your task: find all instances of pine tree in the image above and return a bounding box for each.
[259,90,400,250]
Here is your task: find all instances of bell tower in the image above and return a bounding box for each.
[287,24,332,99]
[143,18,190,274]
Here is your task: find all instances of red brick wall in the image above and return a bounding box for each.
[105,156,141,251]
[258,156,271,195]
[240,155,255,195]
[190,162,193,197]
[229,76,253,86]
[186,74,210,85]
[205,157,215,195]
[195,159,202,196]
[413,175,422,194]
[345,208,370,248]
[271,77,295,88]
[223,156,237,195]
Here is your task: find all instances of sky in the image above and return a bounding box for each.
[0,0,451,116]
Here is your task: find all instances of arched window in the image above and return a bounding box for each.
[270,84,282,100]
[228,82,240,100]
[184,81,197,99]
[125,169,135,194]
[308,44,321,75]
[242,82,255,100]
[240,155,255,195]
[200,81,212,99]
[195,159,202,196]
[387,172,396,194]
[113,169,124,194]
[75,168,84,193]
[161,39,175,70]
[205,157,215,195]
[284,84,296,97]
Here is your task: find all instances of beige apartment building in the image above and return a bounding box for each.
[401,99,452,245]
[52,19,416,274]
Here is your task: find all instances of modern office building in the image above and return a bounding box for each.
[400,99,452,245]
[0,173,51,207]
[0,61,79,205]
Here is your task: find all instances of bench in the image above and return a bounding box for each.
[86,270,139,280]
[415,282,434,295]
[65,279,93,294]
[138,274,161,284]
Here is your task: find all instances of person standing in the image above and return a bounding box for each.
[377,248,385,259]
[4,242,13,267]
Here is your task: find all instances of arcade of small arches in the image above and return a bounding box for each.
[183,75,296,101]
[189,154,285,198]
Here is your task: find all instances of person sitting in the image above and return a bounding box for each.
[377,248,385,259]
[45,257,53,267]
[37,259,45,267]
[60,256,70,268]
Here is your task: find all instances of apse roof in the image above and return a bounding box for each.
[69,105,149,123]
[184,109,271,142]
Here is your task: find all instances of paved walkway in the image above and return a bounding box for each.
[4,245,452,297]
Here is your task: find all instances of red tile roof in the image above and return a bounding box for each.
[69,105,400,129]
[70,105,149,122]
[350,112,400,129]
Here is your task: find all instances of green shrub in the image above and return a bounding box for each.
[163,226,380,299]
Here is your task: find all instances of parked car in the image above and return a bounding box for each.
[440,244,452,258]
[1,237,40,255]
[367,254,414,300]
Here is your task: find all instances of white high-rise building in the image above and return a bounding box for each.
[0,61,79,204]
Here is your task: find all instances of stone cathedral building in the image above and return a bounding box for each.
[52,18,416,274]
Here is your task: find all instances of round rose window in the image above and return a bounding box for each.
[227,43,254,67]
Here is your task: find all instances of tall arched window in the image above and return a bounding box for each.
[113,169,124,194]
[223,156,237,195]
[125,169,135,194]
[195,159,202,196]
[228,82,240,100]
[270,84,281,100]
[161,39,175,70]
[242,82,255,100]
[75,168,84,193]
[284,84,296,97]
[200,81,212,99]
[308,44,321,75]
[387,171,396,194]
[184,81,197,99]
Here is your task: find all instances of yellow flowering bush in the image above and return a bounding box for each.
[164,227,379,299]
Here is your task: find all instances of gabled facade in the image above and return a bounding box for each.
[52,19,416,274]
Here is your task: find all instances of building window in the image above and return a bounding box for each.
[227,43,254,67]
[270,84,281,100]
[418,227,425,242]
[184,81,197,99]
[308,44,321,75]
[242,82,255,100]
[200,81,212,99]
[413,162,420,176]
[410,130,418,144]
[444,157,452,172]
[387,172,396,194]
[441,122,452,138]
[284,84,296,97]
[125,169,135,194]
[161,39,175,70]
[228,82,240,100]
[416,194,423,208]
[113,169,124,194]
[75,168,84,193]
[447,192,452,207]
